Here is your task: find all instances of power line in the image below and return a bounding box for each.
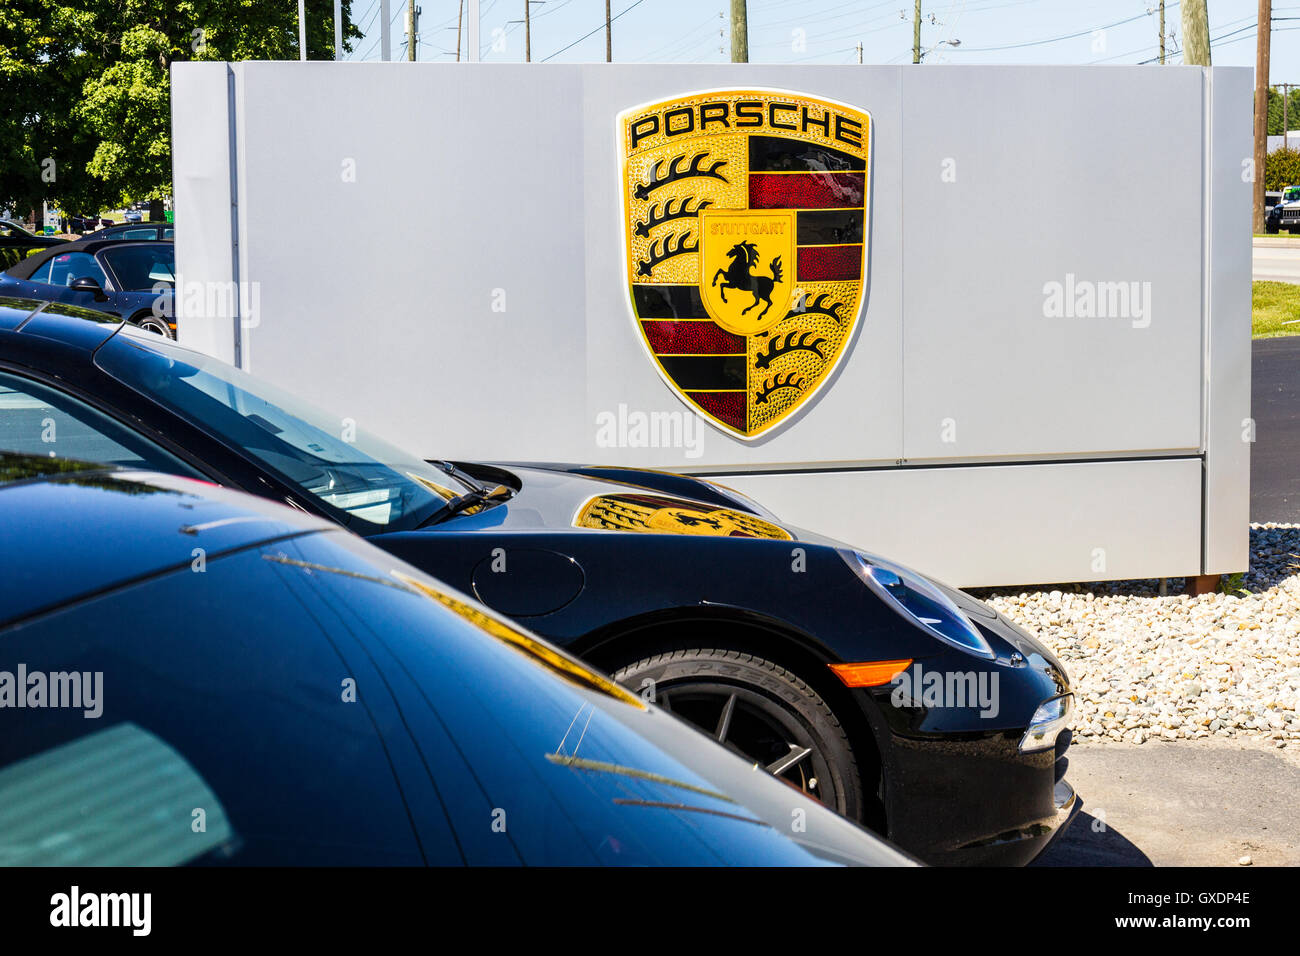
[947,10,1153,52]
[539,0,648,61]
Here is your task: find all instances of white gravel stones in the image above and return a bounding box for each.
[972,524,1300,746]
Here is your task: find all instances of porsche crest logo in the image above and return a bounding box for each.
[619,89,872,440]
[575,493,792,540]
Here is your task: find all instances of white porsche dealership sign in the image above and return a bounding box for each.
[171,62,1251,587]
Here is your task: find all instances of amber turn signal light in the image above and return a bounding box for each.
[829,659,912,688]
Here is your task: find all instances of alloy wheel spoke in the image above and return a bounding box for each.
[713,693,737,743]
[765,744,813,777]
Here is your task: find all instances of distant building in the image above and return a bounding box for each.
[1268,131,1300,152]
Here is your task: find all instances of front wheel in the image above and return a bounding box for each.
[612,648,863,820]
[132,314,174,339]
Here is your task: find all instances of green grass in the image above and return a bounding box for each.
[1253,280,1300,337]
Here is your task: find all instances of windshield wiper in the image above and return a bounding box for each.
[417,483,514,527]
[427,459,487,494]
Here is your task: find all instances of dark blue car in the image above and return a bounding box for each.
[0,452,907,867]
[0,239,174,337]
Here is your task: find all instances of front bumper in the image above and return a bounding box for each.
[875,716,1078,866]
[857,597,1079,866]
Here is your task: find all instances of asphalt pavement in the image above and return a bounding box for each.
[1252,335,1300,523]
[1253,236,1300,283]
[1034,740,1300,866]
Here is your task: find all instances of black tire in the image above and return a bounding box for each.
[131,313,174,339]
[611,648,863,821]
[1266,223,1279,234]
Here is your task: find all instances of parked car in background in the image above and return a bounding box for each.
[0,452,907,867]
[0,239,174,337]
[0,219,68,269]
[0,301,1080,866]
[86,221,174,242]
[1266,184,1300,234]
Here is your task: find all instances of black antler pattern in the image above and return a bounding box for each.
[754,330,828,370]
[755,372,806,405]
[635,196,713,238]
[634,153,728,201]
[636,230,699,277]
[784,292,846,325]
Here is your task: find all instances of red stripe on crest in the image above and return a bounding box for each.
[643,320,745,354]
[797,244,862,281]
[748,172,865,210]
[686,391,746,431]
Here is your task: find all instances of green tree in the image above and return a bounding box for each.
[1,1,359,222]
[0,2,105,221]
[1267,86,1300,136]
[1265,147,1300,192]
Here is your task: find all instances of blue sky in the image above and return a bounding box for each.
[345,0,1298,73]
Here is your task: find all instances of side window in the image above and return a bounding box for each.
[101,245,176,291]
[163,228,175,239]
[0,370,202,474]
[47,252,108,288]
[119,228,155,240]
[27,258,53,284]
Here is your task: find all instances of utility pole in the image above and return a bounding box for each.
[1159,0,1165,64]
[456,0,463,60]
[856,42,863,64]
[1254,0,1271,233]
[381,0,391,60]
[468,0,479,61]
[407,1,418,60]
[731,0,748,62]
[526,0,531,62]
[334,0,342,59]
[1282,83,1293,147]
[606,0,612,62]
[913,0,921,63]
[1182,0,1210,65]
[298,0,307,60]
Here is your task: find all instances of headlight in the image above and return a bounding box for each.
[842,551,994,659]
[1019,694,1072,753]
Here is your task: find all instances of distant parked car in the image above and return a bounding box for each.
[85,221,174,242]
[0,452,909,867]
[123,209,144,223]
[1266,184,1300,234]
[0,220,68,269]
[0,239,175,337]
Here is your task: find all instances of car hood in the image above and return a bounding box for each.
[442,461,810,541]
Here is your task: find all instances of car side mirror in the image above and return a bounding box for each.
[69,276,108,301]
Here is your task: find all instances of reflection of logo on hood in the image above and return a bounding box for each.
[619,88,872,440]
[574,493,791,540]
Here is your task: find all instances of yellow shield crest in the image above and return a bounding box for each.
[619,89,872,440]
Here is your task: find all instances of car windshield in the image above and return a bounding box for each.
[94,330,476,532]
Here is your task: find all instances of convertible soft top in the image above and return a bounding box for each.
[3,238,168,279]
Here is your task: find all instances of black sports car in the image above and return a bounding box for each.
[84,221,175,242]
[0,452,905,866]
[0,299,1079,865]
[0,239,175,337]
[0,219,68,269]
